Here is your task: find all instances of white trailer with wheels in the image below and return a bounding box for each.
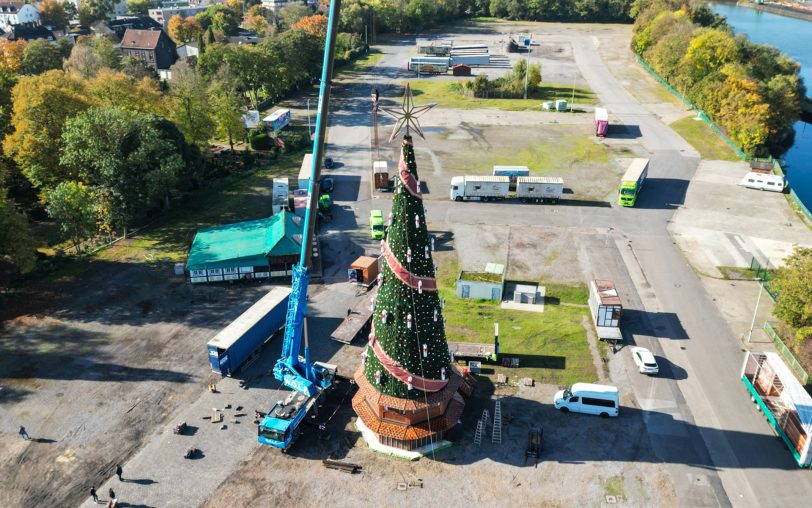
[450,176,510,201]
[516,176,563,203]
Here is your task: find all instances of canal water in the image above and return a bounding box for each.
[709,2,812,209]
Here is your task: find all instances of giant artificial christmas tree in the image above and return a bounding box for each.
[352,85,472,453]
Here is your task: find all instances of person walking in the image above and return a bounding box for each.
[19,426,30,440]
[89,486,99,504]
[115,464,123,481]
[108,488,116,506]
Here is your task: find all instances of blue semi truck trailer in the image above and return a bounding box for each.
[207,287,291,376]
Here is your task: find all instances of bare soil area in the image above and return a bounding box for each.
[0,259,273,507]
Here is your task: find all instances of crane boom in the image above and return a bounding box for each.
[260,0,342,449]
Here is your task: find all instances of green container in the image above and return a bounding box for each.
[555,100,568,111]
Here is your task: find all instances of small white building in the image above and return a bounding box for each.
[260,0,314,12]
[456,263,505,301]
[0,3,39,31]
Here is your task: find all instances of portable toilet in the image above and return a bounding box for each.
[555,100,568,111]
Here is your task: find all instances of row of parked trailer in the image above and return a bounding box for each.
[449,166,564,203]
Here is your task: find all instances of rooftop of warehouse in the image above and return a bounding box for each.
[186,211,303,270]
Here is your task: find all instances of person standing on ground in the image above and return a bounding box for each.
[90,486,98,504]
[108,488,116,505]
[19,426,30,440]
[115,464,123,481]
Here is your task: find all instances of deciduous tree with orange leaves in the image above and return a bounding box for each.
[0,39,27,74]
[168,14,203,43]
[291,14,327,40]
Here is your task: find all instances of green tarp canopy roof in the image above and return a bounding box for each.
[186,211,303,271]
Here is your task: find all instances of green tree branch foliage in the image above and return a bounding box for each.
[126,0,156,16]
[631,0,804,156]
[772,247,812,331]
[0,194,36,274]
[168,61,215,147]
[22,39,64,75]
[44,181,97,253]
[208,66,245,151]
[60,106,186,233]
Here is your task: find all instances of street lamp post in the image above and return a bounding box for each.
[746,280,765,343]
[523,46,530,100]
[306,98,312,139]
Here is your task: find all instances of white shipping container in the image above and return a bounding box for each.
[299,153,313,190]
[450,53,490,66]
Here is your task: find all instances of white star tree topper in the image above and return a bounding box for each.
[380,83,436,143]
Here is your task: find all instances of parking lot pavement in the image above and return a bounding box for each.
[670,160,812,273]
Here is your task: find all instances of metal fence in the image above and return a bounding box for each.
[763,321,810,385]
[638,55,812,225]
[749,256,778,301]
[636,56,749,160]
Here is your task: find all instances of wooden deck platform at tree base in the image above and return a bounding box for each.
[330,286,378,344]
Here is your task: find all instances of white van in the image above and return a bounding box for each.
[553,383,619,417]
[739,172,785,193]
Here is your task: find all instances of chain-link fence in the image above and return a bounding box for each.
[636,56,748,160]
[763,321,810,385]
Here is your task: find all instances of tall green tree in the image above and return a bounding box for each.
[209,66,245,151]
[44,181,97,253]
[126,0,156,16]
[772,247,812,330]
[60,106,186,234]
[0,194,36,274]
[22,39,64,75]
[168,61,214,146]
[39,0,71,29]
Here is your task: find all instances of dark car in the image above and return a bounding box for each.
[324,157,334,169]
[320,176,334,194]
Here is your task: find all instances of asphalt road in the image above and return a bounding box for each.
[321,28,812,507]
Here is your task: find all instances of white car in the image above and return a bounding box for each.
[631,347,659,375]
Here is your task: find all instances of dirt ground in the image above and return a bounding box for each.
[0,258,274,507]
[203,382,676,508]
[450,224,590,284]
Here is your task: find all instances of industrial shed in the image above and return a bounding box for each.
[186,211,303,283]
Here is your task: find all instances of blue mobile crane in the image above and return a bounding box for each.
[257,0,343,450]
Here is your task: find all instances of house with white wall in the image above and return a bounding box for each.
[0,2,39,31]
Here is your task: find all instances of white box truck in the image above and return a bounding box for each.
[450,176,510,201]
[516,176,563,203]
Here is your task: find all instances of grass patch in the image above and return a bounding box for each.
[459,129,612,172]
[335,49,384,80]
[96,149,307,264]
[460,271,502,283]
[437,254,596,385]
[409,80,598,111]
[717,266,760,280]
[603,475,625,499]
[669,116,742,162]
[542,282,588,305]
